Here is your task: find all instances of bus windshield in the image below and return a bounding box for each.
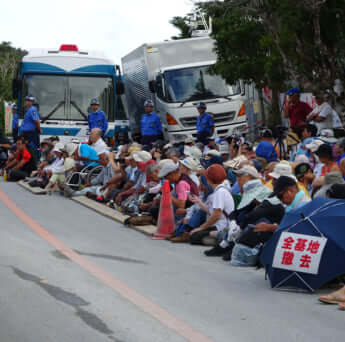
[22,75,114,121]
[162,65,241,103]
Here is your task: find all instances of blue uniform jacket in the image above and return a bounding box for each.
[20,106,40,132]
[88,110,108,134]
[197,112,214,134]
[140,112,162,136]
[12,113,19,129]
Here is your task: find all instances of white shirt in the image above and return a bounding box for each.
[309,102,333,132]
[91,138,108,155]
[209,184,234,232]
[46,156,65,174]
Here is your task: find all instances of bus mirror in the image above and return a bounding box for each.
[116,80,125,95]
[12,79,21,99]
[148,80,156,93]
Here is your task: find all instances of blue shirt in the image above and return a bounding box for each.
[197,112,214,134]
[88,110,108,134]
[337,152,345,165]
[20,106,40,132]
[79,144,99,166]
[12,113,19,129]
[140,112,162,136]
[255,140,278,162]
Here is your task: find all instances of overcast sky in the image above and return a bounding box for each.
[1,0,195,63]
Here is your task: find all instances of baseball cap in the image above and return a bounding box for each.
[53,142,64,153]
[180,157,199,172]
[144,99,154,107]
[305,139,324,152]
[25,94,35,101]
[233,165,259,179]
[206,149,221,158]
[132,150,152,163]
[271,176,298,198]
[287,88,301,96]
[158,160,179,178]
[197,102,207,109]
[294,163,312,180]
[90,98,100,105]
[269,162,296,180]
[205,164,227,184]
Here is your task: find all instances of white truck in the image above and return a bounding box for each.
[121,36,256,142]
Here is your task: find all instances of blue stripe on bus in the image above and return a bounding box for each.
[41,127,81,136]
[22,62,115,75]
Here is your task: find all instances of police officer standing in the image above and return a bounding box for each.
[140,99,163,146]
[20,95,41,153]
[196,102,214,145]
[88,98,108,137]
[11,104,19,142]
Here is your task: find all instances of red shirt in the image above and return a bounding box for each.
[288,101,312,127]
[16,148,32,163]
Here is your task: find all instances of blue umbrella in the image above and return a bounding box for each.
[261,198,345,292]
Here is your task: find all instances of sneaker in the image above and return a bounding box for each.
[171,232,190,243]
[222,250,233,261]
[204,245,227,257]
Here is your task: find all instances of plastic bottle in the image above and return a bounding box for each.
[3,170,7,182]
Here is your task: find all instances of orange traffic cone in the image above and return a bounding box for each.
[152,180,175,240]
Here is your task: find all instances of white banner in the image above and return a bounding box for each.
[272,232,327,275]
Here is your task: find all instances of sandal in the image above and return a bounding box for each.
[319,293,345,305]
[339,303,345,310]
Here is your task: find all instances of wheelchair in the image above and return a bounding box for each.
[65,162,103,191]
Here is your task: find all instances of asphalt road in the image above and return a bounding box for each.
[0,179,344,342]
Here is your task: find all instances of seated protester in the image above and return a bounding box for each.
[63,154,114,198]
[255,128,279,163]
[294,163,315,195]
[139,163,161,212]
[263,161,278,188]
[166,147,181,164]
[205,165,272,257]
[201,149,224,170]
[241,141,256,160]
[305,139,325,177]
[0,130,11,169]
[179,157,200,193]
[89,128,108,157]
[336,138,345,165]
[189,164,235,246]
[313,172,345,198]
[292,124,318,160]
[268,161,310,198]
[115,151,152,205]
[315,143,339,179]
[340,158,345,180]
[73,142,100,169]
[158,160,192,214]
[253,176,310,234]
[45,143,69,193]
[3,136,37,181]
[326,183,345,199]
[171,173,214,243]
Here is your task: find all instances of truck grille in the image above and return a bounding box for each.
[180,111,237,128]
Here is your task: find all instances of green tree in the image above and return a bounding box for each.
[170,16,192,40]
[0,41,27,101]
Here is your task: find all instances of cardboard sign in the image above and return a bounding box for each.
[273,232,327,275]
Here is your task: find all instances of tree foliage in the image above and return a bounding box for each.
[0,41,27,101]
[170,16,193,40]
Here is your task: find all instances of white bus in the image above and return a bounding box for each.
[13,44,129,143]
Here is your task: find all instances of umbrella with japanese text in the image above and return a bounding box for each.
[261,198,345,292]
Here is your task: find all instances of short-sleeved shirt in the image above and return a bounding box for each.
[20,106,40,132]
[12,113,19,129]
[287,101,312,128]
[88,110,108,134]
[79,144,99,166]
[309,102,333,132]
[175,180,191,200]
[197,112,214,134]
[140,112,162,136]
[209,184,234,232]
[16,148,36,173]
[91,138,108,155]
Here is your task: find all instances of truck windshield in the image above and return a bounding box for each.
[22,75,114,121]
[163,65,241,103]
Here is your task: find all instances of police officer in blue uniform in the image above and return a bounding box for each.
[88,98,108,137]
[11,104,19,142]
[20,95,41,153]
[196,102,214,145]
[140,99,163,146]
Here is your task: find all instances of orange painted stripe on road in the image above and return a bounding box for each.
[0,187,215,342]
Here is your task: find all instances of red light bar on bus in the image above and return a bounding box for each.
[59,44,78,52]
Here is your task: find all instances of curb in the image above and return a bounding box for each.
[17,180,47,195]
[72,196,157,237]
